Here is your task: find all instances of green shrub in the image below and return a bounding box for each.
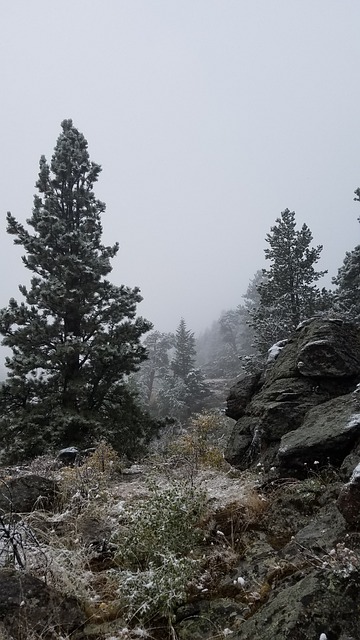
[169,410,230,473]
[112,481,207,623]
[113,481,207,568]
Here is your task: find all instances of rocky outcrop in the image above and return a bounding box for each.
[295,318,360,377]
[175,472,360,640]
[236,570,360,640]
[225,318,360,472]
[226,373,263,421]
[215,318,360,638]
[278,394,360,471]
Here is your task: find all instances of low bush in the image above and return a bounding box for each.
[111,481,207,624]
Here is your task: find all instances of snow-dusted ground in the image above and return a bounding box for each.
[110,466,255,511]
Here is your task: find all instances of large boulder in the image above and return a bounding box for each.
[225,319,360,471]
[278,394,360,471]
[0,568,85,639]
[0,475,59,514]
[295,318,360,378]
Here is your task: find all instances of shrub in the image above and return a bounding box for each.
[86,440,122,475]
[169,410,230,473]
[117,554,199,623]
[111,481,207,624]
[59,440,121,507]
[113,481,207,568]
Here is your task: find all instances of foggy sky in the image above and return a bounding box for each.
[1,1,360,340]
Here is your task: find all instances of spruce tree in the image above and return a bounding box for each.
[171,319,211,416]
[172,318,196,380]
[133,330,174,406]
[0,119,155,461]
[251,209,328,353]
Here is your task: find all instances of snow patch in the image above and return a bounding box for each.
[301,339,329,348]
[296,318,314,331]
[278,443,288,454]
[350,462,360,483]
[266,340,288,364]
[344,414,360,431]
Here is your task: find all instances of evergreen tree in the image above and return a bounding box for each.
[332,188,360,322]
[236,270,265,372]
[171,318,196,380]
[0,119,155,461]
[332,246,360,322]
[132,330,174,407]
[184,368,212,412]
[251,209,328,353]
[170,319,211,417]
[196,272,264,379]
[219,309,241,354]
[155,374,189,421]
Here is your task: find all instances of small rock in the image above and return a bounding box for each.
[57,447,80,465]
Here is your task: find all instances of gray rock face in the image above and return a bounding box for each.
[0,568,85,639]
[225,318,360,471]
[295,318,360,377]
[176,599,246,639]
[340,439,360,479]
[225,373,262,421]
[293,503,346,551]
[235,570,360,639]
[0,475,59,513]
[278,394,360,471]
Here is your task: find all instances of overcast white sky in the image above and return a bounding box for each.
[1,1,360,337]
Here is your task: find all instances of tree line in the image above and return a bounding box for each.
[198,206,360,377]
[0,120,359,461]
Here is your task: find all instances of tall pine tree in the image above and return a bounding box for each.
[0,119,155,461]
[171,319,211,416]
[133,330,174,407]
[171,318,196,380]
[251,209,328,353]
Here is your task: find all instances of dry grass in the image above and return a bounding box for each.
[0,444,268,640]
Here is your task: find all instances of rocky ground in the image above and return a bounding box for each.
[1,317,360,640]
[0,450,359,640]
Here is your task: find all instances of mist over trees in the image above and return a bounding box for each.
[196,271,262,378]
[2,119,360,463]
[197,203,360,381]
[133,319,211,420]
